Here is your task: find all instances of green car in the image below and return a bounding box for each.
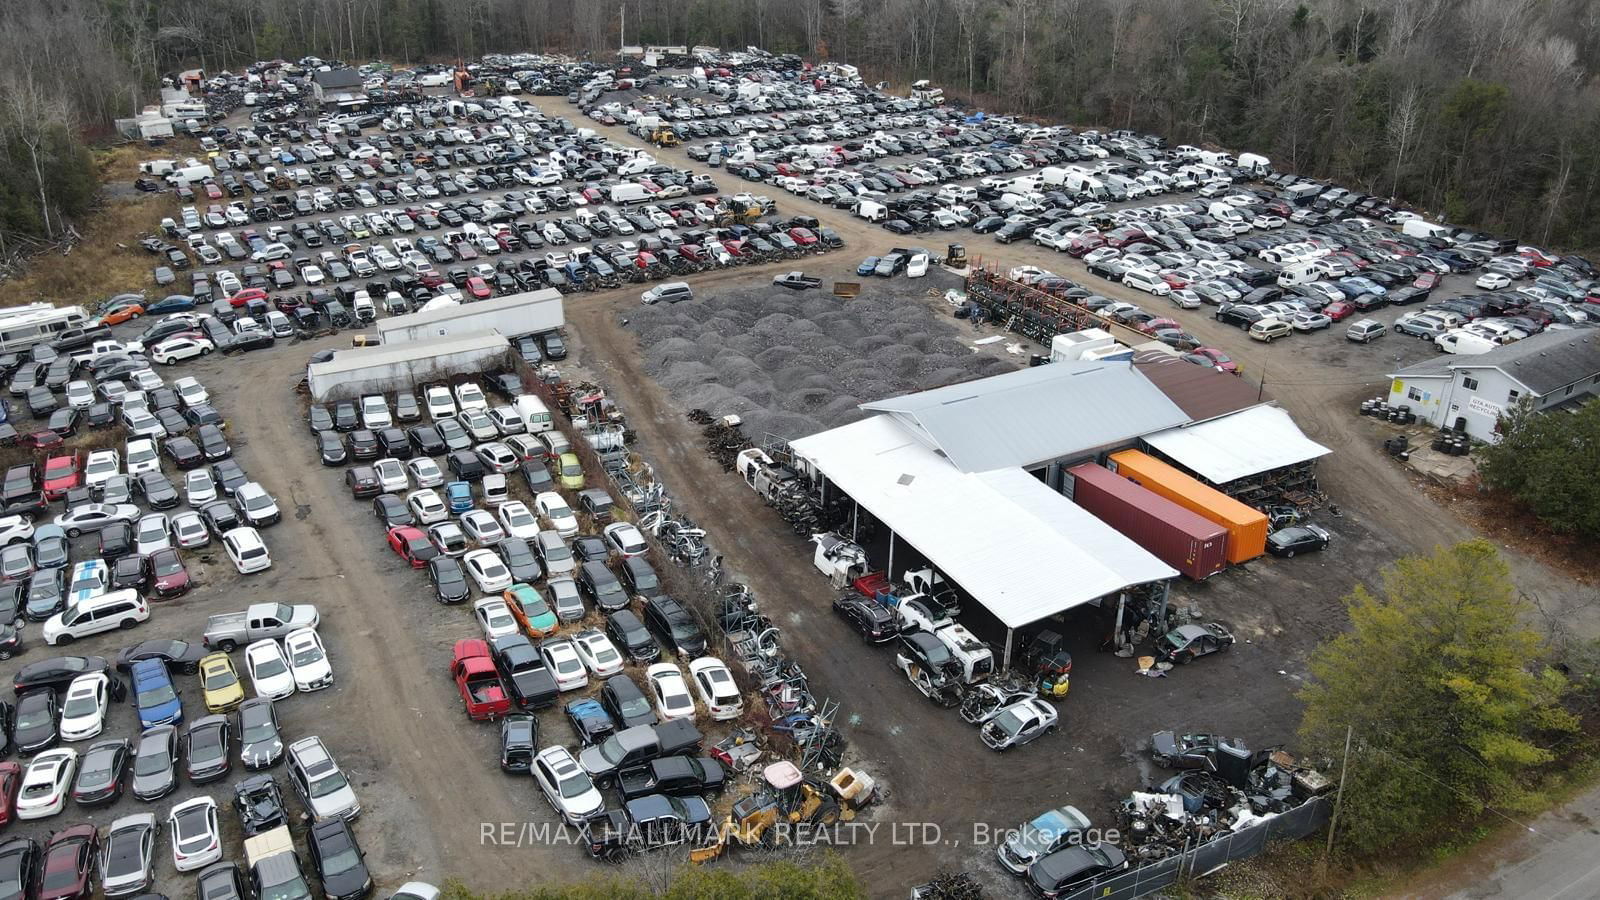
[505,583,559,638]
[558,452,585,490]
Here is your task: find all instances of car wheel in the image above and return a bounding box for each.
[55,634,73,645]
[1176,650,1191,664]
[67,528,80,538]
[0,649,10,661]
[121,618,138,629]
[218,640,237,652]
[1286,549,1295,558]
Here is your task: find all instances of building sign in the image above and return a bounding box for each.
[1467,395,1504,419]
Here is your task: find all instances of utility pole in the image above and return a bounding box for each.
[619,4,625,53]
[1321,725,1354,879]
[1256,366,1266,403]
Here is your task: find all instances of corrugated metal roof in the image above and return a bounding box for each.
[306,331,509,378]
[1142,405,1330,484]
[790,415,1176,629]
[861,361,1190,472]
[376,288,562,333]
[1396,330,1600,394]
[1132,351,1266,422]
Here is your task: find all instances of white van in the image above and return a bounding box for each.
[608,183,649,205]
[855,200,888,223]
[515,395,553,434]
[42,589,149,645]
[1122,270,1172,296]
[1277,260,1320,287]
[1435,329,1497,355]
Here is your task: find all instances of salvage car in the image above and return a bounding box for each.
[1265,524,1330,557]
[1156,623,1235,664]
[980,698,1058,751]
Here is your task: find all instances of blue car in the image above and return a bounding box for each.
[146,294,197,314]
[565,698,616,745]
[131,658,183,728]
[445,481,473,514]
[857,256,881,276]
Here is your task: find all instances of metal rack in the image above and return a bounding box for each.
[964,265,1101,341]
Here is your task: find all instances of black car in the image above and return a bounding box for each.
[99,522,133,557]
[71,737,130,805]
[500,715,536,773]
[12,689,58,754]
[163,436,205,469]
[211,460,248,495]
[577,561,629,612]
[832,595,902,643]
[332,403,359,432]
[372,494,412,528]
[539,331,567,360]
[201,501,242,537]
[447,449,484,481]
[232,773,287,836]
[116,639,205,674]
[197,861,248,900]
[571,536,609,564]
[375,427,411,459]
[618,557,664,601]
[605,609,660,663]
[237,697,284,769]
[307,817,372,900]
[599,673,656,729]
[1027,844,1128,897]
[642,596,707,658]
[86,403,115,428]
[408,425,446,455]
[0,838,42,900]
[111,553,149,592]
[496,537,541,584]
[307,406,334,433]
[345,466,380,499]
[183,404,224,429]
[488,635,559,709]
[1265,524,1330,557]
[520,460,554,494]
[316,430,348,466]
[225,331,274,353]
[137,471,180,509]
[0,584,20,627]
[196,424,231,460]
[427,556,470,604]
[1156,623,1236,665]
[617,754,726,800]
[564,698,616,745]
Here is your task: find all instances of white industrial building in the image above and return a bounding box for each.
[1387,331,1600,441]
[305,331,510,401]
[374,289,563,345]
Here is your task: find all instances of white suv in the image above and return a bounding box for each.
[222,527,272,574]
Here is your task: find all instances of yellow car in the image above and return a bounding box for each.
[558,453,584,490]
[199,652,245,713]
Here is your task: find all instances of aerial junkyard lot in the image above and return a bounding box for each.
[0,42,1590,900]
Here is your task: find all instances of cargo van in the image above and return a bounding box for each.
[515,395,553,434]
[1434,329,1496,355]
[855,200,888,223]
[608,183,649,205]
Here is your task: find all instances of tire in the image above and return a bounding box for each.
[0,650,11,661]
[121,618,138,629]
[184,663,199,675]
[218,640,237,653]
[55,634,73,646]
[1285,550,1296,558]
[67,528,80,538]
[162,357,177,366]
[200,347,211,356]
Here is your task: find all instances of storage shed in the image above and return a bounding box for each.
[374,289,563,345]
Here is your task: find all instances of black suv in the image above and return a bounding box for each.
[605,609,660,663]
[642,596,707,659]
[577,561,629,612]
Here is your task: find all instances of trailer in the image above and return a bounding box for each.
[1065,464,1229,580]
[305,331,512,402]
[373,288,562,344]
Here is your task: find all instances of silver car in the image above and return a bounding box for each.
[287,736,359,821]
[100,812,157,896]
[131,725,178,801]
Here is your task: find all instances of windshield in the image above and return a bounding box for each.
[290,641,323,666]
[134,742,170,776]
[544,543,570,562]
[323,846,361,875]
[202,667,234,690]
[138,681,176,707]
[546,504,572,519]
[309,768,348,798]
[16,701,51,730]
[63,692,99,717]
[559,771,594,798]
[255,655,288,678]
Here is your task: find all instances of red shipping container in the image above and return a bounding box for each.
[1066,463,1229,580]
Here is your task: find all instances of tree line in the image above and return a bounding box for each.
[7,0,1600,254]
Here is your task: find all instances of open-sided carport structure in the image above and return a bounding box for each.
[789,362,1184,668]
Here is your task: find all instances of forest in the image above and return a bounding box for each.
[5,0,1600,257]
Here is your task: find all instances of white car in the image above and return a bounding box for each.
[245,639,297,700]
[59,673,112,741]
[172,511,210,548]
[1475,271,1512,290]
[406,489,448,525]
[427,521,468,557]
[125,439,161,475]
[688,657,744,721]
[980,698,1060,751]
[463,549,513,593]
[174,377,209,407]
[150,336,214,365]
[84,449,120,487]
[645,663,697,722]
[454,382,489,413]
[602,522,649,558]
[539,638,588,692]
[135,513,172,555]
[184,470,218,506]
[373,459,408,494]
[535,492,579,537]
[406,457,445,488]
[532,746,604,826]
[65,380,95,410]
[473,598,519,641]
[0,516,32,546]
[425,385,456,420]
[906,252,930,277]
[15,748,78,820]
[169,797,223,871]
[571,629,624,678]
[223,527,272,574]
[284,628,333,691]
[475,442,519,473]
[459,510,505,545]
[360,395,392,429]
[495,501,539,540]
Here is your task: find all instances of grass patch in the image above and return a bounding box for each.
[0,192,178,310]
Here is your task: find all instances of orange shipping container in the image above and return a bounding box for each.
[1106,450,1267,564]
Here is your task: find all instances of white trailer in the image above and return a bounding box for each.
[306,331,512,402]
[374,288,563,345]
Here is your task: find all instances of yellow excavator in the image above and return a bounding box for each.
[690,762,846,863]
[648,127,681,147]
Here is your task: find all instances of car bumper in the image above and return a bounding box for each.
[297,674,334,691]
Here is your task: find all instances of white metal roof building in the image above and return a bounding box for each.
[374,288,563,345]
[790,414,1176,660]
[1141,406,1331,484]
[861,361,1190,472]
[305,331,510,401]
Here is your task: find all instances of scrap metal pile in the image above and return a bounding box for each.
[1117,731,1334,863]
[689,410,822,534]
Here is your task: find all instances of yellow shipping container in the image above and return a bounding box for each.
[1107,450,1267,564]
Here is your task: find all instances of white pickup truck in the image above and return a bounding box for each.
[203,602,320,651]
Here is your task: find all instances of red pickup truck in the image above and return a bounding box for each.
[451,639,511,721]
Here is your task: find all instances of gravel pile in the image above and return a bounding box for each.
[632,277,1015,441]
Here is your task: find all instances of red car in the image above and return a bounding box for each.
[229,288,269,308]
[1189,347,1239,374]
[38,825,97,900]
[1324,300,1356,321]
[148,547,191,598]
[788,227,818,246]
[465,277,492,300]
[21,431,62,451]
[1412,271,1441,291]
[1067,234,1106,257]
[0,762,20,827]
[41,454,80,501]
[388,526,438,568]
[451,639,511,721]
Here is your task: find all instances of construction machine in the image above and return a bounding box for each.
[690,761,845,863]
[648,127,681,147]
